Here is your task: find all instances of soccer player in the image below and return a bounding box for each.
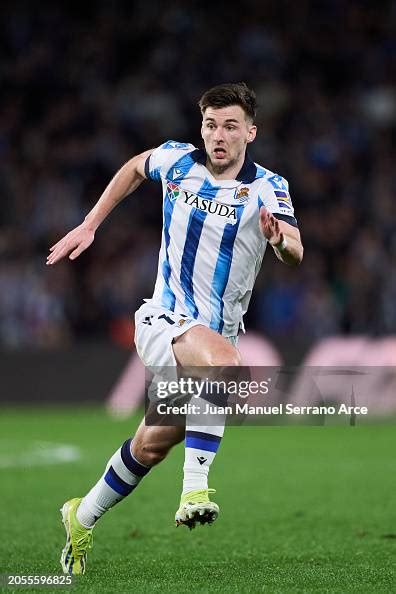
[47,82,303,575]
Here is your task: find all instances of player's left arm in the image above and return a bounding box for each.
[259,206,303,266]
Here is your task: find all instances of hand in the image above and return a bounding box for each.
[46,223,95,265]
[259,206,284,247]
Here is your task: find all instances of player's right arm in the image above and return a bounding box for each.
[46,149,153,265]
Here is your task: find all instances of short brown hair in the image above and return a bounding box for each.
[198,82,257,122]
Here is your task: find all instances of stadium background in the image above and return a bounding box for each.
[1,1,395,592]
[2,0,396,356]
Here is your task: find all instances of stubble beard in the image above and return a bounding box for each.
[207,154,238,177]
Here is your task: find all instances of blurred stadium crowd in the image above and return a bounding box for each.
[1,1,395,353]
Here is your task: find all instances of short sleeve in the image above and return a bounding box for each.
[258,174,298,227]
[144,140,195,182]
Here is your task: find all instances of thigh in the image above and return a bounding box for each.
[173,325,241,367]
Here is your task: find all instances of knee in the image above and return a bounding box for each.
[206,348,242,368]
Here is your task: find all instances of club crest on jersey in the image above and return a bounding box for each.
[166,182,181,202]
[235,186,250,203]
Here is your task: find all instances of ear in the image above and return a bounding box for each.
[247,125,257,143]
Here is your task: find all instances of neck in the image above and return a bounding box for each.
[205,154,246,180]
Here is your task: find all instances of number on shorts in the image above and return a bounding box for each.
[158,314,175,325]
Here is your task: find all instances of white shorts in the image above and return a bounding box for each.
[134,300,237,368]
[134,301,203,367]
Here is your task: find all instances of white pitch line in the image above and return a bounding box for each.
[0,440,81,469]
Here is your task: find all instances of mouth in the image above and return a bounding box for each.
[213,147,227,159]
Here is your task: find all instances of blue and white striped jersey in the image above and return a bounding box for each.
[144,140,297,337]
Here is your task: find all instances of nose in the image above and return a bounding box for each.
[213,127,225,142]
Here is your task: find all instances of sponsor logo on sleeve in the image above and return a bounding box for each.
[275,190,292,211]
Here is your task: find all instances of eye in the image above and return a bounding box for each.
[226,126,236,131]
[207,123,215,129]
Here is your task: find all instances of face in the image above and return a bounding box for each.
[201,105,257,175]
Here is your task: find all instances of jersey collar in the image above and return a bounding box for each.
[190,148,257,183]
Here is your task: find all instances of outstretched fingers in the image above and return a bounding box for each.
[49,240,62,251]
[46,238,76,265]
[259,207,282,245]
[46,225,95,266]
[69,243,88,260]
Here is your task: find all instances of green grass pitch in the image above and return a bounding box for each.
[0,407,395,593]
